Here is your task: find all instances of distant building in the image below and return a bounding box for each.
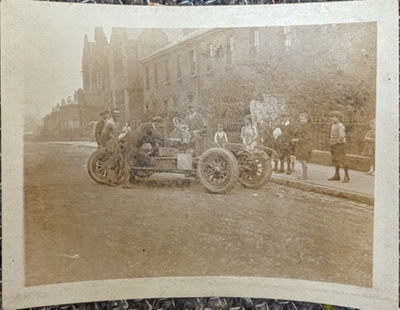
[81,27,172,126]
[42,95,80,140]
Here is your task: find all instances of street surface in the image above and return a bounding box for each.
[24,142,373,287]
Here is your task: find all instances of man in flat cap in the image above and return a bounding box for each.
[184,105,207,136]
[95,110,109,147]
[121,116,165,188]
[101,108,123,186]
[184,105,208,155]
[328,110,350,183]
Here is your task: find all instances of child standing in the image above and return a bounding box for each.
[293,112,313,180]
[241,115,258,150]
[328,111,350,183]
[274,113,294,175]
[362,119,376,175]
[214,124,228,147]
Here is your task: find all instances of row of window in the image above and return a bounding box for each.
[144,38,236,88]
[142,29,300,88]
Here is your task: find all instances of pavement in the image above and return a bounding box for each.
[47,140,375,205]
[269,162,374,205]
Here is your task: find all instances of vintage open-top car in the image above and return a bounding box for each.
[87,117,275,194]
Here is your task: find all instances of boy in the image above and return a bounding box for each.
[214,124,228,147]
[328,111,350,183]
[292,112,312,180]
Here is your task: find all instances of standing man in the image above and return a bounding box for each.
[184,105,208,155]
[328,110,350,183]
[101,108,121,146]
[121,116,165,188]
[94,110,109,147]
[101,108,122,186]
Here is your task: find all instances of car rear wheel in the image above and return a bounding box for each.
[87,148,124,185]
[238,151,272,189]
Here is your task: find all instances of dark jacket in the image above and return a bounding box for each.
[95,119,106,146]
[125,122,164,151]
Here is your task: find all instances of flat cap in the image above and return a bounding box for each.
[99,110,109,116]
[152,116,164,123]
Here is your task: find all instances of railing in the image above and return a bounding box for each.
[211,118,370,155]
[310,122,370,155]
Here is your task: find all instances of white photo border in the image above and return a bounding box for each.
[2,0,398,309]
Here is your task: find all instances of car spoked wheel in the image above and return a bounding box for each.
[87,148,124,185]
[238,152,272,189]
[197,148,239,194]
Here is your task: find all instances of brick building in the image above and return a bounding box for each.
[81,27,173,127]
[42,23,376,154]
[42,95,81,141]
[138,24,376,147]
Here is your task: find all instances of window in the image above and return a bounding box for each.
[122,46,128,72]
[207,44,213,72]
[190,50,197,76]
[254,30,260,52]
[283,26,291,35]
[154,64,158,86]
[176,55,182,80]
[122,55,127,72]
[226,36,234,65]
[145,66,149,89]
[164,60,170,84]
[285,37,292,48]
[283,26,292,49]
[114,49,123,74]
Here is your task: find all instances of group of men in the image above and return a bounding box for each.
[94,106,351,187]
[94,105,208,188]
[94,108,165,188]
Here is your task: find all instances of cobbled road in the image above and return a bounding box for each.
[24,142,373,288]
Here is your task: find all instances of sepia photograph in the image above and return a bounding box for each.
[24,23,377,287]
[2,0,398,309]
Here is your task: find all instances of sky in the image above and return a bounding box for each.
[23,13,112,121]
[21,2,185,123]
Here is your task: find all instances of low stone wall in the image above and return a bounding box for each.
[309,150,371,172]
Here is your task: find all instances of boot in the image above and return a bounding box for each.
[272,160,278,172]
[297,161,308,179]
[122,168,136,189]
[106,168,118,186]
[276,160,285,173]
[342,167,350,183]
[328,174,340,181]
[286,159,292,175]
[328,166,340,181]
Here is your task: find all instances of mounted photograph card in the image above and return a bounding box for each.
[1,0,398,309]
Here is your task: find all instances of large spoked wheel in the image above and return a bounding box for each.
[87,148,124,185]
[197,148,239,194]
[173,117,189,132]
[237,151,272,189]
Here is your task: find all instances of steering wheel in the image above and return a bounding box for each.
[173,117,189,132]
